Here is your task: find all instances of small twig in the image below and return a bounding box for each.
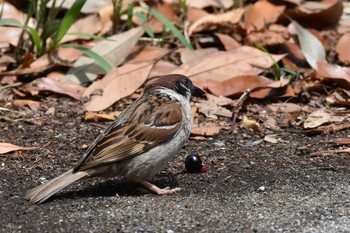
[229,89,251,133]
[0,82,22,91]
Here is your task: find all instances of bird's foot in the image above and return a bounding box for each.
[140,180,181,195]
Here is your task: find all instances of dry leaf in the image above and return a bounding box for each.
[48,0,118,14]
[84,111,121,121]
[189,8,244,35]
[252,79,295,99]
[326,88,350,106]
[264,134,279,144]
[149,61,178,77]
[0,143,39,154]
[150,3,179,33]
[206,94,235,106]
[63,25,146,84]
[335,32,350,64]
[125,46,170,64]
[290,20,326,70]
[286,0,343,29]
[191,124,225,136]
[193,75,272,97]
[23,78,87,100]
[12,99,41,111]
[187,7,210,23]
[268,103,303,113]
[214,33,240,50]
[172,46,285,83]
[242,116,261,132]
[303,109,331,129]
[317,62,350,89]
[244,1,285,32]
[61,14,102,43]
[188,0,233,9]
[180,48,218,64]
[196,100,232,119]
[0,2,36,46]
[83,61,153,112]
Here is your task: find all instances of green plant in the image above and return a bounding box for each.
[146,6,193,50]
[0,0,86,61]
[255,43,297,80]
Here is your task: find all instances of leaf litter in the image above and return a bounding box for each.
[0,0,350,156]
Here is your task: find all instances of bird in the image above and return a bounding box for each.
[24,74,205,204]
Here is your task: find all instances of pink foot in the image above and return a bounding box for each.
[140,180,181,195]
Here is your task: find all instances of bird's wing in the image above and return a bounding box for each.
[74,94,183,171]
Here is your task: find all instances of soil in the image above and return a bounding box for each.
[1,96,350,233]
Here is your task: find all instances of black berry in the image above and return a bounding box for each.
[185,152,203,173]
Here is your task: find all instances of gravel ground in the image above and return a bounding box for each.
[1,97,350,232]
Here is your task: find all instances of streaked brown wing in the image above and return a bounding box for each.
[74,94,183,171]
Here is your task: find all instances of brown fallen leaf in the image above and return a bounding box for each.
[196,100,232,119]
[264,134,279,144]
[326,88,350,107]
[250,79,293,99]
[61,14,102,43]
[150,3,179,33]
[316,62,350,89]
[12,99,41,111]
[187,7,210,23]
[193,75,272,97]
[149,61,178,77]
[286,0,343,29]
[267,103,303,113]
[172,46,285,82]
[188,0,233,9]
[180,48,218,64]
[0,2,35,46]
[191,124,226,137]
[214,33,240,51]
[244,1,285,32]
[335,32,350,65]
[84,111,122,121]
[304,122,350,135]
[281,111,302,126]
[188,8,244,35]
[83,61,153,112]
[206,94,235,106]
[23,78,87,100]
[125,46,170,64]
[63,25,146,84]
[0,143,39,155]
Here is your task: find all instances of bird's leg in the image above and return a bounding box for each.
[139,180,181,195]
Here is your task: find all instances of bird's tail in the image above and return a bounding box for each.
[24,169,88,204]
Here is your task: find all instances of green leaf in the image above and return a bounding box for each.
[63,44,113,72]
[0,18,42,54]
[134,12,154,38]
[143,6,193,50]
[51,0,86,48]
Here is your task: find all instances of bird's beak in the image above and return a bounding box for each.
[191,84,205,97]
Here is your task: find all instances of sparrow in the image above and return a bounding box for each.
[25,74,205,204]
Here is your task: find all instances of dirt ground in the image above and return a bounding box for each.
[1,96,350,233]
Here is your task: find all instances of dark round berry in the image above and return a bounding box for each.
[185,152,203,173]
